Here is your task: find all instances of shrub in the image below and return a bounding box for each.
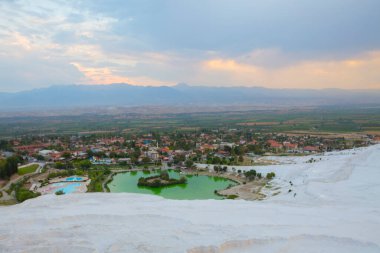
[137,174,187,187]
[266,172,276,180]
[244,170,257,181]
[16,188,40,202]
[227,194,238,199]
[55,190,65,195]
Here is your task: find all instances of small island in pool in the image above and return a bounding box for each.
[138,171,187,187]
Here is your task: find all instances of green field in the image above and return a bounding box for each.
[18,164,39,175]
[0,105,380,137]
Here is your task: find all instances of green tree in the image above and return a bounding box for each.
[62,152,71,159]
[79,160,92,170]
[185,160,194,168]
[266,172,276,180]
[142,157,151,164]
[55,162,65,170]
[244,170,257,181]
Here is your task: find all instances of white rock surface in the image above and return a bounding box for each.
[1,145,380,253]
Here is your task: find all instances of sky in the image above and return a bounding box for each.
[0,0,380,92]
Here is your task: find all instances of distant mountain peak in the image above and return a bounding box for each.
[175,83,190,88]
[0,84,378,110]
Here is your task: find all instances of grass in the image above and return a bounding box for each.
[0,199,17,205]
[1,106,380,137]
[18,164,39,175]
[87,170,111,192]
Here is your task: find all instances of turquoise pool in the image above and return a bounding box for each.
[65,177,84,182]
[53,182,82,194]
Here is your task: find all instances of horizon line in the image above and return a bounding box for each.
[1,83,380,93]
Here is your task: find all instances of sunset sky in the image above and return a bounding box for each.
[1,0,380,91]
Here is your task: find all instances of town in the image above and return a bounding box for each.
[1,127,379,204]
[2,129,377,166]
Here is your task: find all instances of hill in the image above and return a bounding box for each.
[0,83,379,110]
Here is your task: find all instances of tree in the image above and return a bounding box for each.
[55,162,65,170]
[62,152,71,160]
[244,170,257,181]
[86,149,94,158]
[34,154,45,161]
[2,156,18,178]
[109,151,118,158]
[266,172,276,180]
[142,157,151,164]
[185,160,194,168]
[0,159,7,179]
[79,160,92,170]
[173,154,185,164]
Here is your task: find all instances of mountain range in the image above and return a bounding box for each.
[0,83,379,110]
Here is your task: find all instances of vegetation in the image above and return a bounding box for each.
[0,156,19,179]
[307,158,317,163]
[16,188,40,202]
[266,172,276,180]
[244,170,257,181]
[214,165,228,173]
[47,170,79,179]
[243,169,269,181]
[1,106,380,138]
[226,194,238,199]
[55,190,65,195]
[87,169,111,192]
[18,164,39,175]
[77,160,92,170]
[138,171,187,187]
[9,178,41,203]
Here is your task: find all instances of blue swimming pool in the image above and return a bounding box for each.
[54,183,82,194]
[65,177,83,182]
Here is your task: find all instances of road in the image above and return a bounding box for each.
[0,162,45,202]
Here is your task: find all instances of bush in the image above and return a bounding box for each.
[16,188,41,202]
[55,190,65,195]
[266,172,276,180]
[137,174,187,187]
[244,170,257,181]
[227,194,238,199]
[87,170,109,192]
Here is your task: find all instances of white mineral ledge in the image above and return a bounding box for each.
[1,144,380,253]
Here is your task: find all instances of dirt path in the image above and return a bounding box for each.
[218,180,267,200]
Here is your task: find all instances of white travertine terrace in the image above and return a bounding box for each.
[1,145,379,253]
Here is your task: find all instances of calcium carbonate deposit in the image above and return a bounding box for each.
[1,144,379,253]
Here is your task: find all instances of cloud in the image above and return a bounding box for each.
[202,51,380,89]
[71,62,174,86]
[0,0,379,91]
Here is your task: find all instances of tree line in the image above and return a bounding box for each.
[0,156,19,179]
